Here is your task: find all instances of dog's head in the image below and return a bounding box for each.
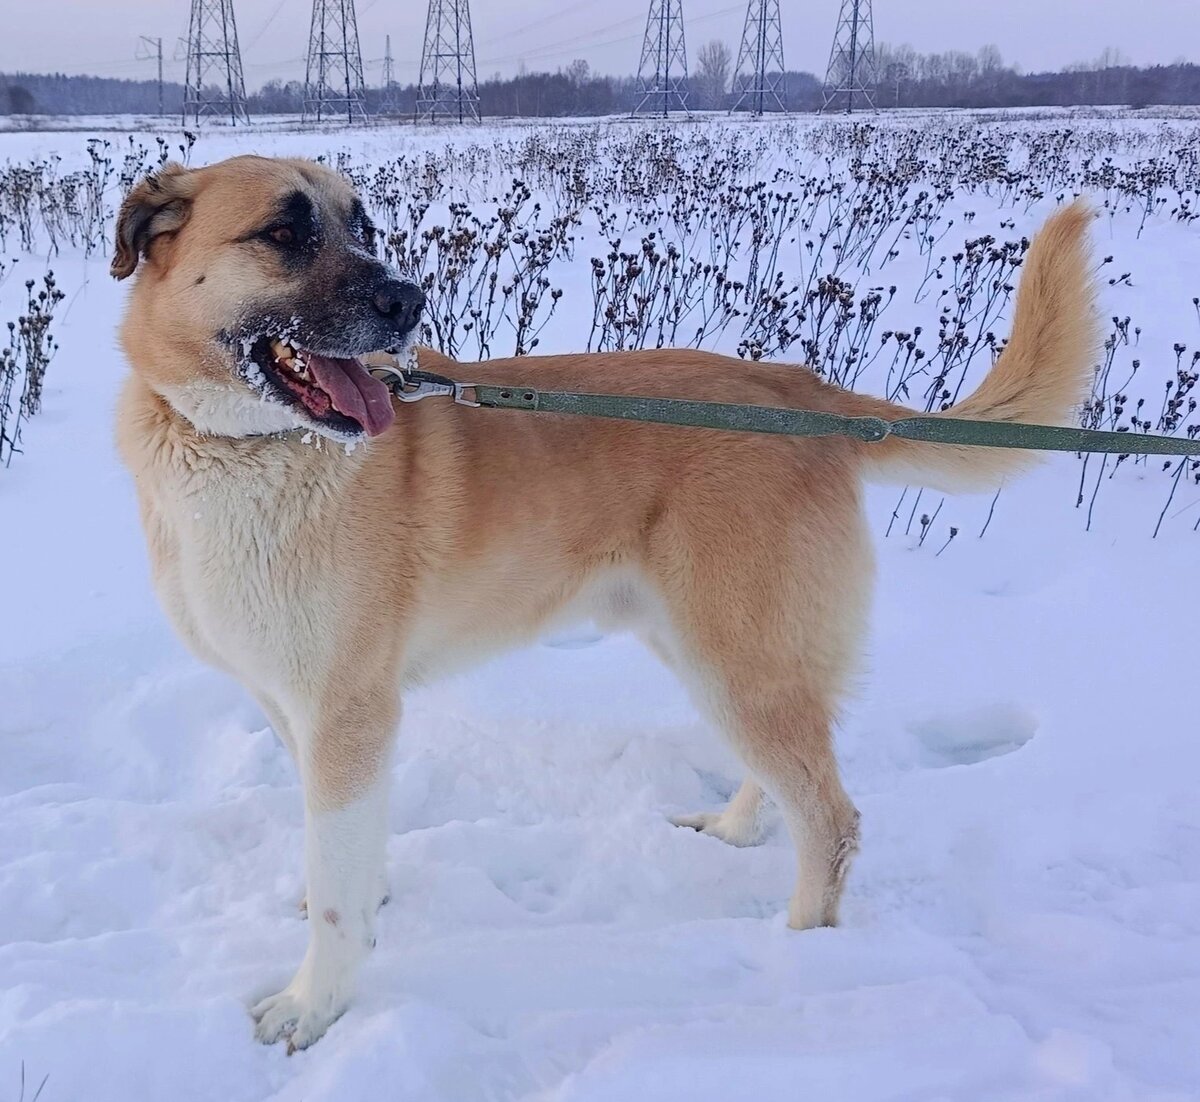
[112,154,423,441]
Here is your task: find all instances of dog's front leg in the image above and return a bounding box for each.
[252,694,397,1052]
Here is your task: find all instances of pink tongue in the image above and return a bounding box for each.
[304,353,395,437]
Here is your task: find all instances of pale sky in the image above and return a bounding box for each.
[0,0,1195,87]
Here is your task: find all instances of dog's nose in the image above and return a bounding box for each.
[373,281,424,331]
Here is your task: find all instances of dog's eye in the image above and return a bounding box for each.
[359,222,377,248]
[266,225,296,246]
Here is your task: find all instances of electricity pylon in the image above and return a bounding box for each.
[381,34,401,115]
[416,0,481,123]
[632,0,689,117]
[821,0,877,113]
[304,0,369,123]
[137,36,165,117]
[183,0,250,125]
[730,0,787,115]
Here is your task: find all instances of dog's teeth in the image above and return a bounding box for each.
[268,337,312,379]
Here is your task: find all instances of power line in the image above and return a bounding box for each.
[482,0,598,48]
[476,13,647,68]
[476,5,740,70]
[479,28,644,70]
[244,0,290,51]
[241,55,308,71]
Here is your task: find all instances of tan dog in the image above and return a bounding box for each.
[111,155,1095,1050]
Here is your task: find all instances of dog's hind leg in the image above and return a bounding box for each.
[648,471,868,928]
[681,646,861,928]
[665,608,861,927]
[251,686,398,1051]
[730,687,860,929]
[671,778,768,847]
[641,627,770,847]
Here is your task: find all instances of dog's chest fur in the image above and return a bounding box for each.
[128,419,353,697]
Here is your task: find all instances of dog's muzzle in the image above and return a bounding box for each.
[373,280,424,337]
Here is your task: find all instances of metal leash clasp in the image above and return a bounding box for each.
[391,372,454,403]
[367,362,480,407]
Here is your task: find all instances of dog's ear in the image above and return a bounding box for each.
[111,162,197,281]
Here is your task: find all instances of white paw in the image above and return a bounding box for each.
[251,983,346,1053]
[670,810,764,848]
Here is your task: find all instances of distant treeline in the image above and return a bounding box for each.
[872,45,1200,109]
[3,45,1200,119]
[1,72,186,116]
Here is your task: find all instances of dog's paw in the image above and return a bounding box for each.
[670,810,764,848]
[251,985,346,1053]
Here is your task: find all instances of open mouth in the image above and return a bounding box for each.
[248,336,397,438]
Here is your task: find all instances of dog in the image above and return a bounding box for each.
[111,154,1095,1050]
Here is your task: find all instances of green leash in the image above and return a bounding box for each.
[376,366,1200,458]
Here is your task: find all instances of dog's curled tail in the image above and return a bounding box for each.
[842,200,1098,493]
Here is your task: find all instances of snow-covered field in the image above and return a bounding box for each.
[1,113,1199,1100]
